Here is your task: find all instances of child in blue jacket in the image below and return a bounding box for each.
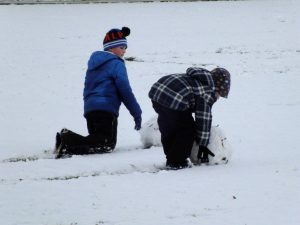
[55,27,142,158]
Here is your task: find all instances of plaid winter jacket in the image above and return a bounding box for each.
[149,67,217,146]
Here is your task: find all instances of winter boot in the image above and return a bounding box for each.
[166,159,190,170]
[89,145,114,154]
[55,140,71,159]
[54,132,61,154]
[54,128,71,159]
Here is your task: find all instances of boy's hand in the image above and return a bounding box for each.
[197,146,215,163]
[134,117,142,130]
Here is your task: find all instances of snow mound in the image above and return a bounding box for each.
[190,126,233,165]
[140,116,162,149]
[140,116,233,165]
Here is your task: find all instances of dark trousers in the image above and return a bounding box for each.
[62,110,118,154]
[152,101,195,163]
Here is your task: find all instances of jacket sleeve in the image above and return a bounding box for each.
[194,95,212,146]
[113,61,142,119]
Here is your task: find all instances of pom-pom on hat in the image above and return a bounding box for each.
[103,27,130,51]
[211,67,231,98]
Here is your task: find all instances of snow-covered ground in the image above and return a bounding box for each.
[0,1,300,224]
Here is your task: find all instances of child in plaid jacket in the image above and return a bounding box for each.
[149,67,230,169]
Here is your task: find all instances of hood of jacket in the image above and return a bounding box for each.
[87,51,123,71]
[186,67,217,105]
[186,67,215,89]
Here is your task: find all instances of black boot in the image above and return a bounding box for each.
[166,159,190,170]
[54,132,61,152]
[54,129,72,159]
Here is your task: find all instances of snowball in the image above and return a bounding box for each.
[139,116,162,149]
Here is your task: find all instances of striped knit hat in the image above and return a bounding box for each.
[103,27,130,51]
[211,67,231,98]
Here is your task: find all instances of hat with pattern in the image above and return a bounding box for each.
[211,67,231,98]
[103,27,130,51]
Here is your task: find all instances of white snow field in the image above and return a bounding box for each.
[0,1,300,225]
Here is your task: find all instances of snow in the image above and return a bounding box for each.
[0,1,300,225]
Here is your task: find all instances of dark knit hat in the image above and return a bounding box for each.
[211,67,231,98]
[103,27,130,51]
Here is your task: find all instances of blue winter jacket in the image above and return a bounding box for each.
[83,51,142,119]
